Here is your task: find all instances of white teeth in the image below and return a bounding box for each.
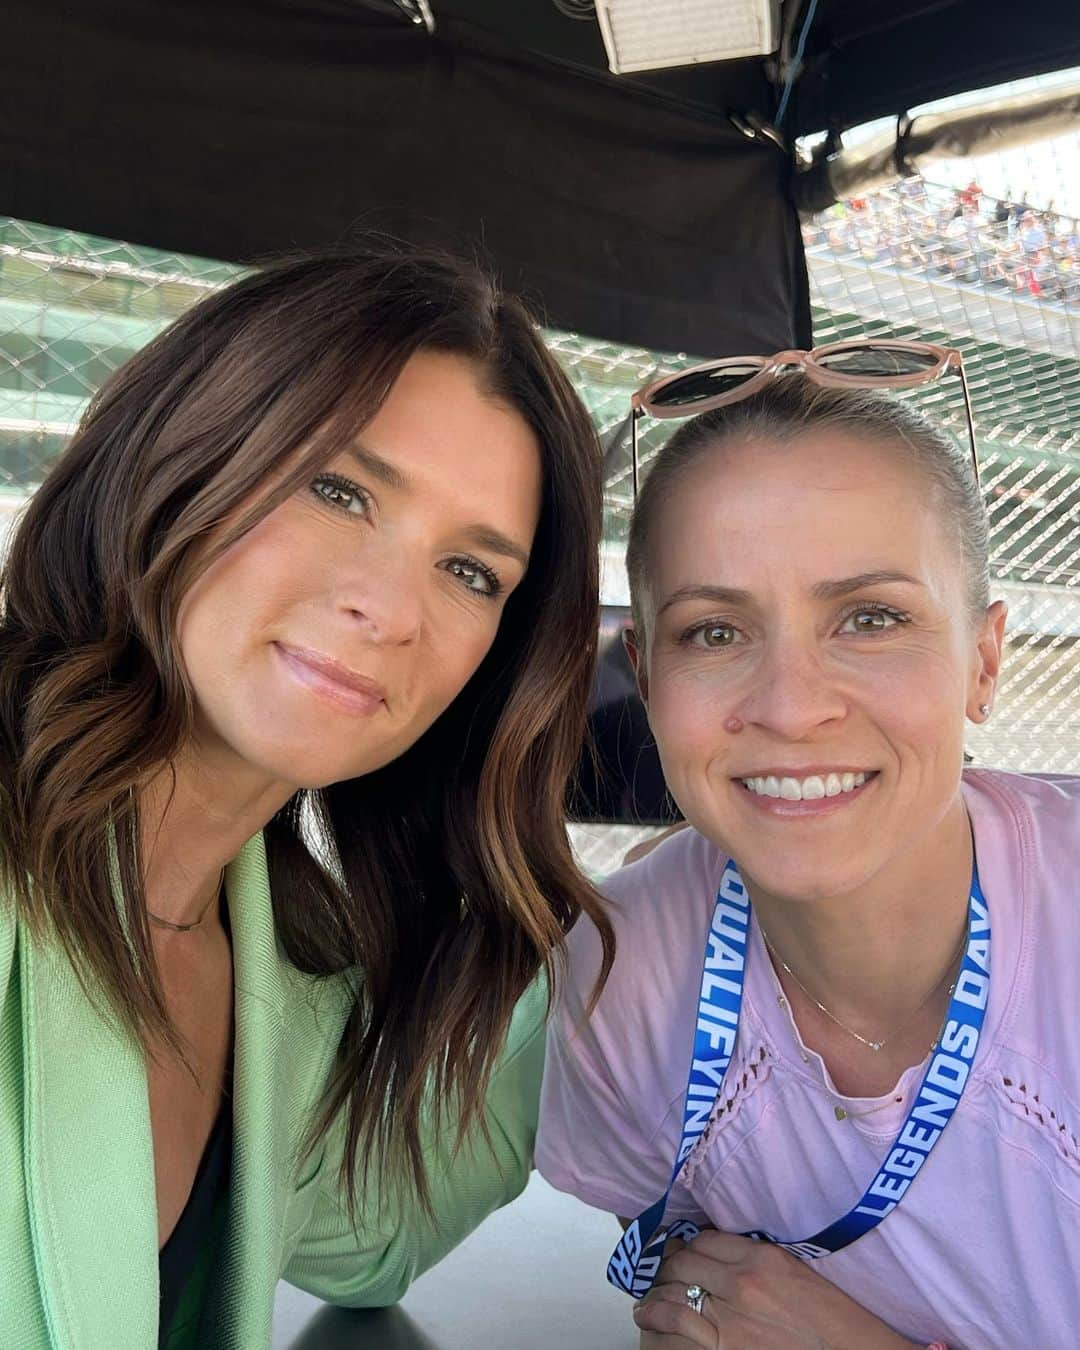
[741,771,872,801]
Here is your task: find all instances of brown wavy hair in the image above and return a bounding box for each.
[0,242,613,1209]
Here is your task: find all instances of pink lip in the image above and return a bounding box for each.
[274,642,386,716]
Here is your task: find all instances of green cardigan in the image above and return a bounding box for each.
[0,832,546,1349]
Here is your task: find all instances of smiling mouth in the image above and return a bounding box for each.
[736,771,878,801]
[274,642,387,714]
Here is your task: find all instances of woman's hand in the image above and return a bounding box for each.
[632,1232,921,1349]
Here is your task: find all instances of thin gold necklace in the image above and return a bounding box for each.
[759,924,967,1054]
[146,874,224,933]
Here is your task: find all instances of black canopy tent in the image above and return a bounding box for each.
[3,1,1078,357]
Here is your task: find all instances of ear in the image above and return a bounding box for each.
[968,599,1007,721]
[622,626,649,706]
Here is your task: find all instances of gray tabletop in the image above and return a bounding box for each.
[272,1175,636,1349]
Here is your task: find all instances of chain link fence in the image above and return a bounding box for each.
[0,216,238,504]
[1,180,1077,876]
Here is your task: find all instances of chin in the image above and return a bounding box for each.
[749,866,853,904]
[236,740,393,792]
[739,849,880,903]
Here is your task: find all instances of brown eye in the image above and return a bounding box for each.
[440,556,502,599]
[840,606,907,635]
[311,474,371,517]
[702,624,737,646]
[682,621,739,648]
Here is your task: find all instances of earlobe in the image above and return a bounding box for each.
[969,599,1007,721]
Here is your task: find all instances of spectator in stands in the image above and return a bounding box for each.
[992,192,1013,233]
[538,374,1080,1350]
[803,181,1077,308]
[0,245,610,1348]
[943,203,982,284]
[958,180,983,213]
[1019,210,1048,256]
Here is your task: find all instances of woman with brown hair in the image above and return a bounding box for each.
[0,243,611,1349]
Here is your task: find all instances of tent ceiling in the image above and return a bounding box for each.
[1,2,1076,353]
[444,0,1080,137]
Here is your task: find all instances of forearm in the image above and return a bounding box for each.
[286,982,546,1305]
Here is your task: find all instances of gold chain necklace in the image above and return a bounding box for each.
[759,924,967,1054]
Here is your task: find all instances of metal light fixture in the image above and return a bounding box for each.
[596,0,780,75]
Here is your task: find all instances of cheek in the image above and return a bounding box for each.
[177,522,308,681]
[849,646,969,737]
[413,602,503,707]
[645,664,735,763]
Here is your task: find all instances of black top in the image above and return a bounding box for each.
[157,1099,233,1348]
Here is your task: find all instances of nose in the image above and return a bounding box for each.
[334,536,423,646]
[737,637,847,741]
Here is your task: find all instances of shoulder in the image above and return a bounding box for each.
[538,830,724,1221]
[966,764,1080,807]
[494,972,548,1075]
[551,827,726,1121]
[965,769,1080,1094]
[560,826,726,1016]
[963,767,1080,963]
[600,823,726,908]
[963,767,1080,887]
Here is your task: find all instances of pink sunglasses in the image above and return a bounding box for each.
[629,339,979,497]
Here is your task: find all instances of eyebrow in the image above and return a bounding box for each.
[656,570,925,617]
[811,570,926,600]
[461,526,531,571]
[346,439,411,491]
[347,440,530,571]
[656,584,751,618]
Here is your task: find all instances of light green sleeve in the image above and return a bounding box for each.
[282,977,547,1307]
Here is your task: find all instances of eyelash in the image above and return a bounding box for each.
[837,602,911,634]
[678,602,912,647]
[679,619,739,649]
[309,473,502,600]
[310,472,373,518]
[442,556,503,600]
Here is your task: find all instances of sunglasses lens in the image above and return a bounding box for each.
[815,344,940,378]
[649,363,763,410]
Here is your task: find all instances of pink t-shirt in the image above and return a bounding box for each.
[538,770,1080,1350]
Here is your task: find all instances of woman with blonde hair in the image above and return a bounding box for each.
[538,348,1080,1349]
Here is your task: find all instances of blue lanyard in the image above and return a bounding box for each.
[607,858,990,1298]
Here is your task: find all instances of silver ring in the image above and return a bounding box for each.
[685,1283,706,1314]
